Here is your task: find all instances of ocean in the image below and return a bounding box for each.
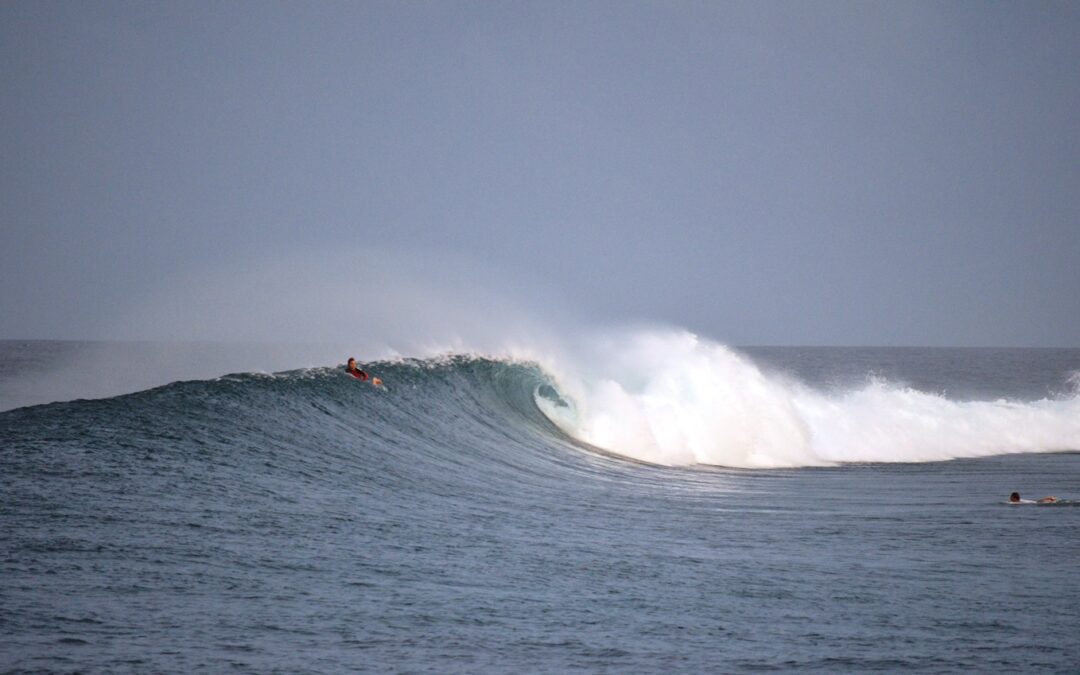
[2,339,1078,672]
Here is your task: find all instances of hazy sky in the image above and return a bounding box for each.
[2,1,1078,346]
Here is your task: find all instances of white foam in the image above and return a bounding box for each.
[540,330,1080,468]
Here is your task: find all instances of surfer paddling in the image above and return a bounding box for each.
[346,358,383,386]
[1009,492,1058,504]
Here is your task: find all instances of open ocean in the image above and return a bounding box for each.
[2,340,1078,672]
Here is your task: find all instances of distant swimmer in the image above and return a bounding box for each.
[346,358,383,386]
[1009,492,1059,504]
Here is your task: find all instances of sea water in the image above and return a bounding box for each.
[1,340,1078,672]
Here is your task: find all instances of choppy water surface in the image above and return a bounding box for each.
[2,343,1078,672]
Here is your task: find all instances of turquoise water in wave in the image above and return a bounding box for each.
[1,344,1079,672]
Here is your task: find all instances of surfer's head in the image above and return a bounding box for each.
[1009,492,1020,503]
[347,357,357,370]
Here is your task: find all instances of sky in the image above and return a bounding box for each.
[1,1,1078,347]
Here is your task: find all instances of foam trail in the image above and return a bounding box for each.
[540,331,1080,468]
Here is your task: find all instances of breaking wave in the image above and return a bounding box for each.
[4,331,1078,471]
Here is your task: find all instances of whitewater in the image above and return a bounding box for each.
[2,336,1079,672]
[536,331,1080,468]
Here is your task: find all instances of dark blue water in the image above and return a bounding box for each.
[2,344,1078,672]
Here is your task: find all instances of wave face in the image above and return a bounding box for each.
[0,356,599,491]
[0,357,651,530]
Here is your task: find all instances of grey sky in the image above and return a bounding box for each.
[2,1,1078,346]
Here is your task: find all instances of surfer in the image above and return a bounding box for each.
[346,357,370,381]
[1009,492,1059,504]
[346,358,383,386]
